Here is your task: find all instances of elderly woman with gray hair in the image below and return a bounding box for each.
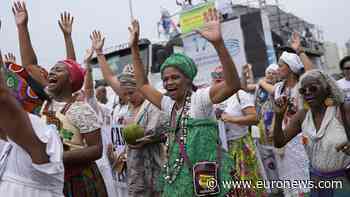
[273,69,350,196]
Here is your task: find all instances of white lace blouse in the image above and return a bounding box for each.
[302,106,350,172]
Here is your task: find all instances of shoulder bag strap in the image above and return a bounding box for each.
[236,91,241,105]
[216,124,222,181]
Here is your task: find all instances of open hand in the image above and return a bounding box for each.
[12,1,28,26]
[273,96,288,115]
[59,12,74,36]
[128,20,140,47]
[4,53,16,64]
[90,30,105,54]
[291,32,302,52]
[196,8,223,46]
[107,144,116,163]
[220,112,234,123]
[336,142,350,155]
[128,135,153,149]
[242,64,251,77]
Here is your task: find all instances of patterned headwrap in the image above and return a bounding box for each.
[58,59,85,93]
[160,53,197,81]
[3,63,44,114]
[299,69,345,106]
[265,63,278,75]
[118,64,136,88]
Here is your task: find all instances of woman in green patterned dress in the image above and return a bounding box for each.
[130,8,242,196]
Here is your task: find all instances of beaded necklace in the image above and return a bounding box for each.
[163,92,191,184]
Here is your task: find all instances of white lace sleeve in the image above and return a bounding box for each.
[66,102,102,134]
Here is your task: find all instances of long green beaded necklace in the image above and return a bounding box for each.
[163,92,191,184]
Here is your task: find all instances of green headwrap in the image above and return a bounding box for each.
[160,53,198,81]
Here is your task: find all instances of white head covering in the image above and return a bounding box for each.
[265,63,279,74]
[279,52,304,75]
[118,64,136,88]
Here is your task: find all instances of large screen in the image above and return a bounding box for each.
[91,47,149,82]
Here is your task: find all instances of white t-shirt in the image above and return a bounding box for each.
[86,97,128,196]
[0,113,64,197]
[86,97,112,165]
[273,81,310,194]
[224,90,255,141]
[337,78,350,101]
[161,87,213,119]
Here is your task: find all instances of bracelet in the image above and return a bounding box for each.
[96,51,104,56]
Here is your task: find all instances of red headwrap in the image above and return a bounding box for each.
[58,59,85,93]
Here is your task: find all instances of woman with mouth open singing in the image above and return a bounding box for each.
[273,70,350,196]
[130,8,241,197]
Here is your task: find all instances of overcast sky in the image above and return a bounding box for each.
[0,0,349,66]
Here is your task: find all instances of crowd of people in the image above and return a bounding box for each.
[0,1,350,197]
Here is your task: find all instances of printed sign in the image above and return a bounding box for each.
[179,1,215,34]
[183,18,247,85]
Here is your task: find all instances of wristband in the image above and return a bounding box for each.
[96,51,104,56]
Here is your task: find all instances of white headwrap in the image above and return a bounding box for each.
[265,63,279,74]
[279,52,304,75]
[118,64,136,88]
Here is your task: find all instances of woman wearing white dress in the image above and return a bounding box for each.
[83,48,128,197]
[0,50,64,196]
[272,32,314,196]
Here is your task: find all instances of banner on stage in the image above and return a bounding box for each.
[183,18,247,85]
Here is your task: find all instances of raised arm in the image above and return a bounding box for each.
[12,1,38,66]
[272,96,306,148]
[291,32,313,71]
[59,12,76,60]
[63,129,103,165]
[90,31,124,96]
[221,106,258,126]
[241,64,256,92]
[0,50,48,164]
[83,48,95,99]
[258,78,275,94]
[197,8,240,104]
[130,20,163,108]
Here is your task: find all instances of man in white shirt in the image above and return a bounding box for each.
[337,56,350,101]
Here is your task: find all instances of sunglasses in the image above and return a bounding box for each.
[211,72,224,81]
[299,85,319,95]
[343,67,350,70]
